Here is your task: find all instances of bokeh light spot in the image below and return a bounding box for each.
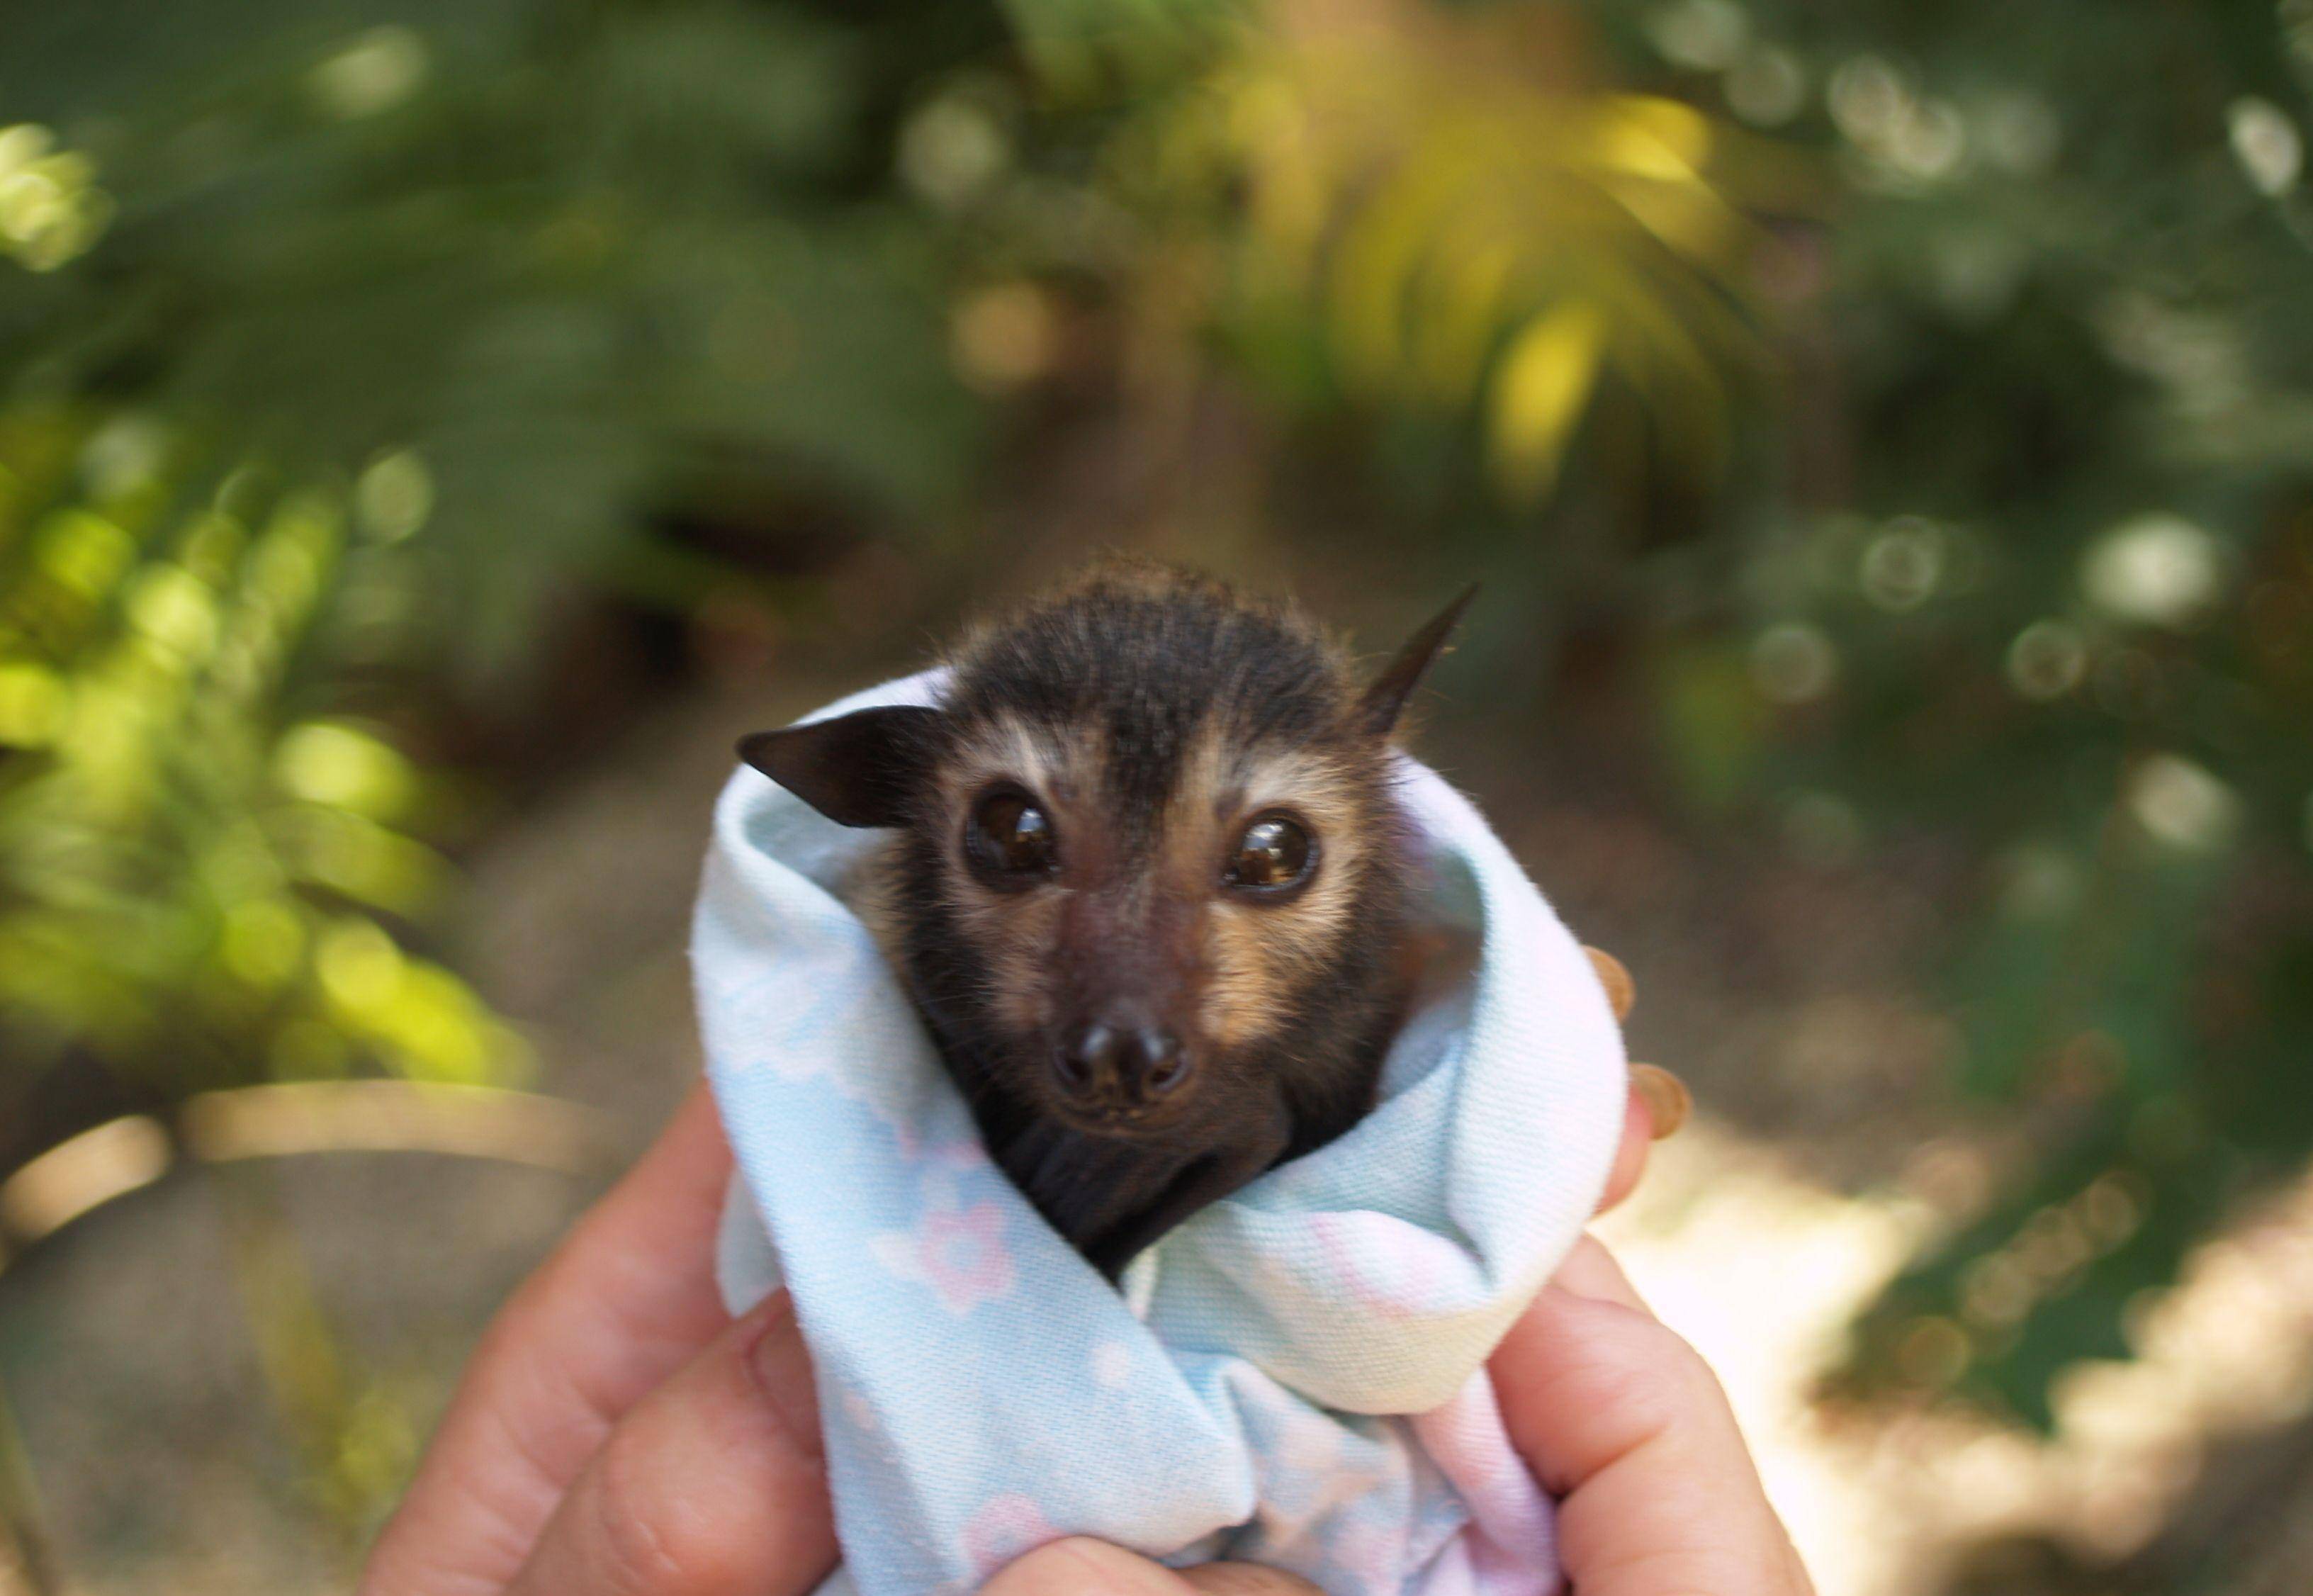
[1898,1316,1973,1386]
[315,918,405,1012]
[308,27,431,120]
[2083,513,2222,629]
[2126,753,2240,852]
[220,899,306,989]
[354,451,434,543]
[1751,622,1840,703]
[2000,845,2082,919]
[125,566,220,663]
[1725,47,1807,127]
[1646,0,1750,70]
[2227,96,2302,196]
[1858,517,1944,610]
[952,282,1060,393]
[1976,91,2062,175]
[274,721,416,819]
[79,415,172,500]
[2005,619,2088,700]
[0,123,113,270]
[35,509,135,602]
[899,96,1012,210]
[0,663,68,746]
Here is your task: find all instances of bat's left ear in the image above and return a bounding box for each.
[1356,585,1477,738]
[736,704,947,828]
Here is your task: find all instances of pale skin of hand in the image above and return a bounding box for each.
[359,1074,1807,1596]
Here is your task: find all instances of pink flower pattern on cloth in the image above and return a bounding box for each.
[871,1201,1018,1315]
[698,671,1627,1596]
[963,1495,1062,1571]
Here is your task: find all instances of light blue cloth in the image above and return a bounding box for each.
[696,671,1626,1596]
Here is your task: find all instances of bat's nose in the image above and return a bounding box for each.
[1056,1020,1189,1107]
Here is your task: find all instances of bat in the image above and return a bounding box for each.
[738,562,1470,1277]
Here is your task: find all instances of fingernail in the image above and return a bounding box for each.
[1585,947,1635,1022]
[1631,1064,1689,1140]
[743,1294,825,1463]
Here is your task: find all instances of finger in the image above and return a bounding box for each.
[505,1293,834,1596]
[981,1540,1321,1596]
[1550,1233,1649,1312]
[980,1541,1184,1596]
[1594,1089,1653,1214]
[363,1081,737,1596]
[1490,1247,1811,1596]
[1177,1564,1326,1595]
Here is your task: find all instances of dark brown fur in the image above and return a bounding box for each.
[740,564,1467,1275]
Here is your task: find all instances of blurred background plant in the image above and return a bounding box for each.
[2,0,2311,1591]
[0,412,524,1101]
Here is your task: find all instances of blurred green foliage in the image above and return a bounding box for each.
[1,0,984,688]
[1116,15,1774,498]
[0,410,524,1099]
[1577,0,2313,1426]
[4,0,2312,1447]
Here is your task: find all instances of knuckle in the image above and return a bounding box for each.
[1619,1311,1719,1386]
[1625,1322,1727,1427]
[1556,1299,1727,1432]
[587,1424,741,1595]
[1653,1326,1733,1415]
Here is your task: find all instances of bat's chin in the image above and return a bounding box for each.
[1039,1097,1193,1142]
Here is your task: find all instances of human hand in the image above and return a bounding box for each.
[981,1234,1809,1596]
[358,1084,837,1596]
[361,948,1676,1596]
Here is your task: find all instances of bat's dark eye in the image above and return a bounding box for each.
[966,789,1058,884]
[1223,814,1315,894]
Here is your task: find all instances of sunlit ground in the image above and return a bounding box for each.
[1599,1122,2313,1595]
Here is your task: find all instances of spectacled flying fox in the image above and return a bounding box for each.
[739,564,1470,1278]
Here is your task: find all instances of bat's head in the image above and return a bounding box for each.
[738,564,1468,1142]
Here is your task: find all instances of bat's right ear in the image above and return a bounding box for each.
[1356,585,1476,738]
[736,704,947,828]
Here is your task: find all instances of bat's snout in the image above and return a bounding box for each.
[1053,1018,1192,1123]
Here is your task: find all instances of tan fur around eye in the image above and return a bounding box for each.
[1223,743,1367,842]
[925,710,1082,1038]
[852,830,1066,1044]
[1177,734,1370,1050]
[949,881,1066,1038]
[939,712,1062,811]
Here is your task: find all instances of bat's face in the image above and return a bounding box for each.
[900,702,1388,1140]
[739,565,1467,1145]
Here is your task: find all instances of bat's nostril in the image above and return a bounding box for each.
[1057,1022,1118,1096]
[1134,1030,1188,1098]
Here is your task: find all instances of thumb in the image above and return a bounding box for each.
[503,1293,836,1596]
[1488,1237,1813,1596]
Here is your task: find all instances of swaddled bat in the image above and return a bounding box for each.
[738,563,1469,1277]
